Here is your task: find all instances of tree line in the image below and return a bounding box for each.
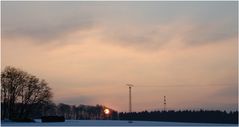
[1,66,118,121]
[41,103,118,120]
[119,110,238,124]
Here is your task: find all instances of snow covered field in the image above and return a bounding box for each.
[1,120,237,126]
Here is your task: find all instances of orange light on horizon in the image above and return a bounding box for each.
[104,108,110,115]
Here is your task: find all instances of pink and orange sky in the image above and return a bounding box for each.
[1,1,238,112]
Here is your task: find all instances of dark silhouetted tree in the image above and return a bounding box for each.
[1,66,52,120]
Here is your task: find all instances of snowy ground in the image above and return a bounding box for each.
[1,120,237,126]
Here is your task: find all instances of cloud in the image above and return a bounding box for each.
[2,1,96,42]
[100,24,173,51]
[2,19,94,42]
[183,20,238,46]
[2,1,237,50]
[100,17,237,52]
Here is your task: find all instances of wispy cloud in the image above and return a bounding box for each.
[2,1,237,48]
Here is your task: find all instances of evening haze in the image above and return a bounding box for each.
[1,1,238,112]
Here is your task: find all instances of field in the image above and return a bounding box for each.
[1,120,237,126]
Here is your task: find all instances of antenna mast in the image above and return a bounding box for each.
[164,96,166,111]
[126,84,134,123]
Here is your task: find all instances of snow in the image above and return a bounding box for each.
[1,120,237,126]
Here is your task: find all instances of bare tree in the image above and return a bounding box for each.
[1,66,52,120]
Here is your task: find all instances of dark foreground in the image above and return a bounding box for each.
[1,120,238,126]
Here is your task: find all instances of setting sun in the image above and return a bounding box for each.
[104,109,110,115]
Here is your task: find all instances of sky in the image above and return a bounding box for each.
[1,1,238,112]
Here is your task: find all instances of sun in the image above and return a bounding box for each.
[104,108,110,115]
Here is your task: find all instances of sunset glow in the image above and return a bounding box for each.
[104,109,110,115]
[1,1,237,112]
